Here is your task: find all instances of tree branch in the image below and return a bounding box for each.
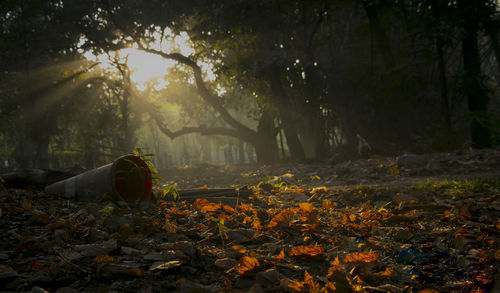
[150,110,252,142]
[137,46,257,138]
[104,4,260,142]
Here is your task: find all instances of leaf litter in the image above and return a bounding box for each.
[0,148,499,292]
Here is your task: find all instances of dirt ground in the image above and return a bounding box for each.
[0,148,499,292]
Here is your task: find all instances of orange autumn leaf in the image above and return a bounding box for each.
[303,271,319,289]
[349,214,357,222]
[299,209,319,232]
[418,289,439,293]
[238,203,253,214]
[199,185,208,189]
[332,256,340,266]
[93,254,115,264]
[375,267,393,277]
[298,202,315,213]
[194,199,221,213]
[288,280,303,292]
[232,245,247,255]
[276,249,285,260]
[194,198,210,209]
[218,214,231,221]
[243,216,252,224]
[234,256,260,276]
[343,251,379,263]
[321,200,336,210]
[327,256,344,278]
[252,218,262,230]
[268,209,294,228]
[289,245,324,258]
[341,214,349,224]
[323,282,337,292]
[222,276,232,290]
[171,207,187,216]
[288,271,319,292]
[294,188,306,194]
[222,205,235,213]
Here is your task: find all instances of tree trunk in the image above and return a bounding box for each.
[431,0,453,148]
[458,0,492,148]
[362,0,395,69]
[255,108,279,164]
[268,64,306,162]
[485,20,500,76]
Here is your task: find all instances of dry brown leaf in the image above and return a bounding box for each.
[93,254,115,265]
[268,209,294,228]
[232,245,247,255]
[21,199,32,211]
[343,251,379,263]
[298,202,315,213]
[252,218,262,230]
[194,198,221,213]
[234,256,260,276]
[289,245,324,258]
[374,267,393,277]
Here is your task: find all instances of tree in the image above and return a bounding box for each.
[457,0,493,148]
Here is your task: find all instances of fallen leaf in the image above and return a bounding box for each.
[289,245,324,258]
[268,209,294,228]
[375,267,393,277]
[21,198,32,211]
[194,198,220,213]
[232,245,247,255]
[93,254,114,265]
[234,256,260,276]
[343,251,379,263]
[298,202,315,213]
[149,260,182,271]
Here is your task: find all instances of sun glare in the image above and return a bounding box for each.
[80,28,202,91]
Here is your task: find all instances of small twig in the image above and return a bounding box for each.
[53,247,90,275]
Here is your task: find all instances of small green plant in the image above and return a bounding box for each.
[411,178,432,190]
[162,183,180,201]
[99,206,115,218]
[310,175,321,180]
[132,147,161,184]
[432,178,500,197]
[354,183,373,196]
[210,216,230,247]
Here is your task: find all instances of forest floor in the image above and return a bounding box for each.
[1,148,499,292]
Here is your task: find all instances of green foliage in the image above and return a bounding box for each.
[354,183,373,196]
[431,178,500,197]
[99,206,115,218]
[162,183,180,201]
[132,147,160,184]
[209,216,230,247]
[410,178,499,198]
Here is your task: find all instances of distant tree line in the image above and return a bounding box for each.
[0,0,498,168]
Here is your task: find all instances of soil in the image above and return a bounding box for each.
[0,148,499,292]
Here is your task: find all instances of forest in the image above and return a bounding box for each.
[0,0,499,169]
[0,0,499,292]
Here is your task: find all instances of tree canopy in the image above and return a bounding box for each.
[1,0,499,168]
